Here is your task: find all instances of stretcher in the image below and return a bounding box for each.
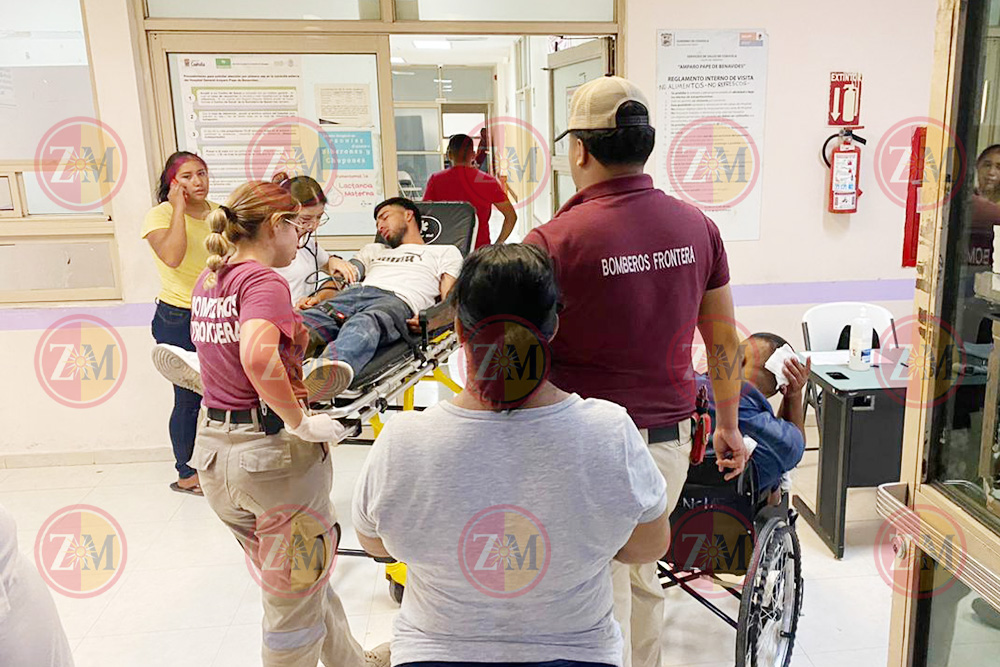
[317,200,475,440]
[326,202,475,590]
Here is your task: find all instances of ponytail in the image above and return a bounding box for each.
[203,182,298,273]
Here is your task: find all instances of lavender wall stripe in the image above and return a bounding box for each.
[732,279,914,307]
[0,303,156,331]
[0,279,915,330]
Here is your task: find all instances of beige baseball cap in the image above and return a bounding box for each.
[555,75,651,142]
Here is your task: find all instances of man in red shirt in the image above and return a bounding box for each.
[524,75,745,667]
[423,133,517,248]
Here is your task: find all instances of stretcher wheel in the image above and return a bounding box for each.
[735,516,803,667]
[389,580,404,604]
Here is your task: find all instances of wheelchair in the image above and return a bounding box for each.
[659,450,804,667]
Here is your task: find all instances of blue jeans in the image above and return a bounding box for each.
[397,662,614,667]
[300,286,413,374]
[151,301,201,479]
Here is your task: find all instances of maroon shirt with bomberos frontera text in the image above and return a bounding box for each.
[190,261,309,411]
[523,174,730,429]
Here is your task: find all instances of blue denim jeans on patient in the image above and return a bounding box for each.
[300,286,413,374]
[151,300,200,479]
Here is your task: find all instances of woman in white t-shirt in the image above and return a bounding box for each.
[352,243,671,667]
[272,173,359,306]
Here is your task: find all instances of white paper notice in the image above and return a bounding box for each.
[655,30,768,241]
[176,55,303,203]
[0,68,14,109]
[316,84,372,127]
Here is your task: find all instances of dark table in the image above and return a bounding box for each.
[792,362,908,558]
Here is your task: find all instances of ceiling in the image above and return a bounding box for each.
[389,35,518,67]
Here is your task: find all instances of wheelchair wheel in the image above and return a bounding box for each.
[735,517,803,667]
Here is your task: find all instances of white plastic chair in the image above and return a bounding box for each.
[801,302,899,444]
[801,302,898,354]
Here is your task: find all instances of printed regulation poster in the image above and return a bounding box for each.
[176,55,303,203]
[655,30,768,241]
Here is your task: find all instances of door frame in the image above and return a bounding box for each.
[547,37,614,215]
[885,0,1000,663]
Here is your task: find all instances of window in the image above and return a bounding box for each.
[0,0,120,302]
[147,0,380,20]
[395,0,614,22]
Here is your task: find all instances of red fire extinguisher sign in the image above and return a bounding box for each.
[829,72,863,126]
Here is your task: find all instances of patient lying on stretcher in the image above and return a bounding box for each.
[153,196,463,401]
[696,333,810,500]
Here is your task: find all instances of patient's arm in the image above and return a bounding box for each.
[296,279,340,310]
[439,273,457,301]
[778,356,810,438]
[407,274,458,332]
[698,285,745,480]
[357,531,391,559]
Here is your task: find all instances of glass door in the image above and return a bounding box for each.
[148,33,395,247]
[884,0,1000,663]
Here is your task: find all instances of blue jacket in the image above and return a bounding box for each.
[695,373,805,489]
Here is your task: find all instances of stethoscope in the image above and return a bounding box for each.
[299,232,328,296]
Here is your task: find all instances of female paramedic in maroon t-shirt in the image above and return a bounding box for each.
[185,181,385,667]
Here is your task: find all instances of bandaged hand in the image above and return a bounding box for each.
[286,413,349,444]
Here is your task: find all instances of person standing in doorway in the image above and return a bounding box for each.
[423,134,517,248]
[524,76,746,667]
[142,151,217,496]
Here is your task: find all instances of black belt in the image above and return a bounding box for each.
[206,407,284,435]
[647,423,681,443]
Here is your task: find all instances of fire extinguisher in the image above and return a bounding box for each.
[822,128,867,213]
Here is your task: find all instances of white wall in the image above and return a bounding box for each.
[625,0,938,343]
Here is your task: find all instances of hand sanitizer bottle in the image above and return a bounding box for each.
[849,307,872,371]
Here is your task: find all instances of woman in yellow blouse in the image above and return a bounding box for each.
[141,151,217,495]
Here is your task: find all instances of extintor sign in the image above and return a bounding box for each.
[829,72,862,127]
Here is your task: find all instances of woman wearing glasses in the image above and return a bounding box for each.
[186,180,389,667]
[271,173,360,307]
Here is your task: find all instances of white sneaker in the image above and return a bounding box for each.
[151,343,203,395]
[363,642,390,667]
[302,358,354,401]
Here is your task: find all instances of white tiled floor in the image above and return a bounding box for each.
[0,429,986,667]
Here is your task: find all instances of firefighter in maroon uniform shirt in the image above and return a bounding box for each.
[524,76,745,667]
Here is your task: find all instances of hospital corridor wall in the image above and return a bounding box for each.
[0,0,937,462]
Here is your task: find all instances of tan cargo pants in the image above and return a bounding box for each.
[190,415,364,667]
[611,421,692,667]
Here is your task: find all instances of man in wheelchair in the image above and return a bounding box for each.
[297,197,463,400]
[153,196,463,402]
[696,332,810,503]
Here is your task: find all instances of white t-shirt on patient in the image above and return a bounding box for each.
[352,394,667,667]
[354,242,463,315]
[274,236,331,304]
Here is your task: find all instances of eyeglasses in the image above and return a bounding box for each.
[285,218,315,249]
[295,212,329,228]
